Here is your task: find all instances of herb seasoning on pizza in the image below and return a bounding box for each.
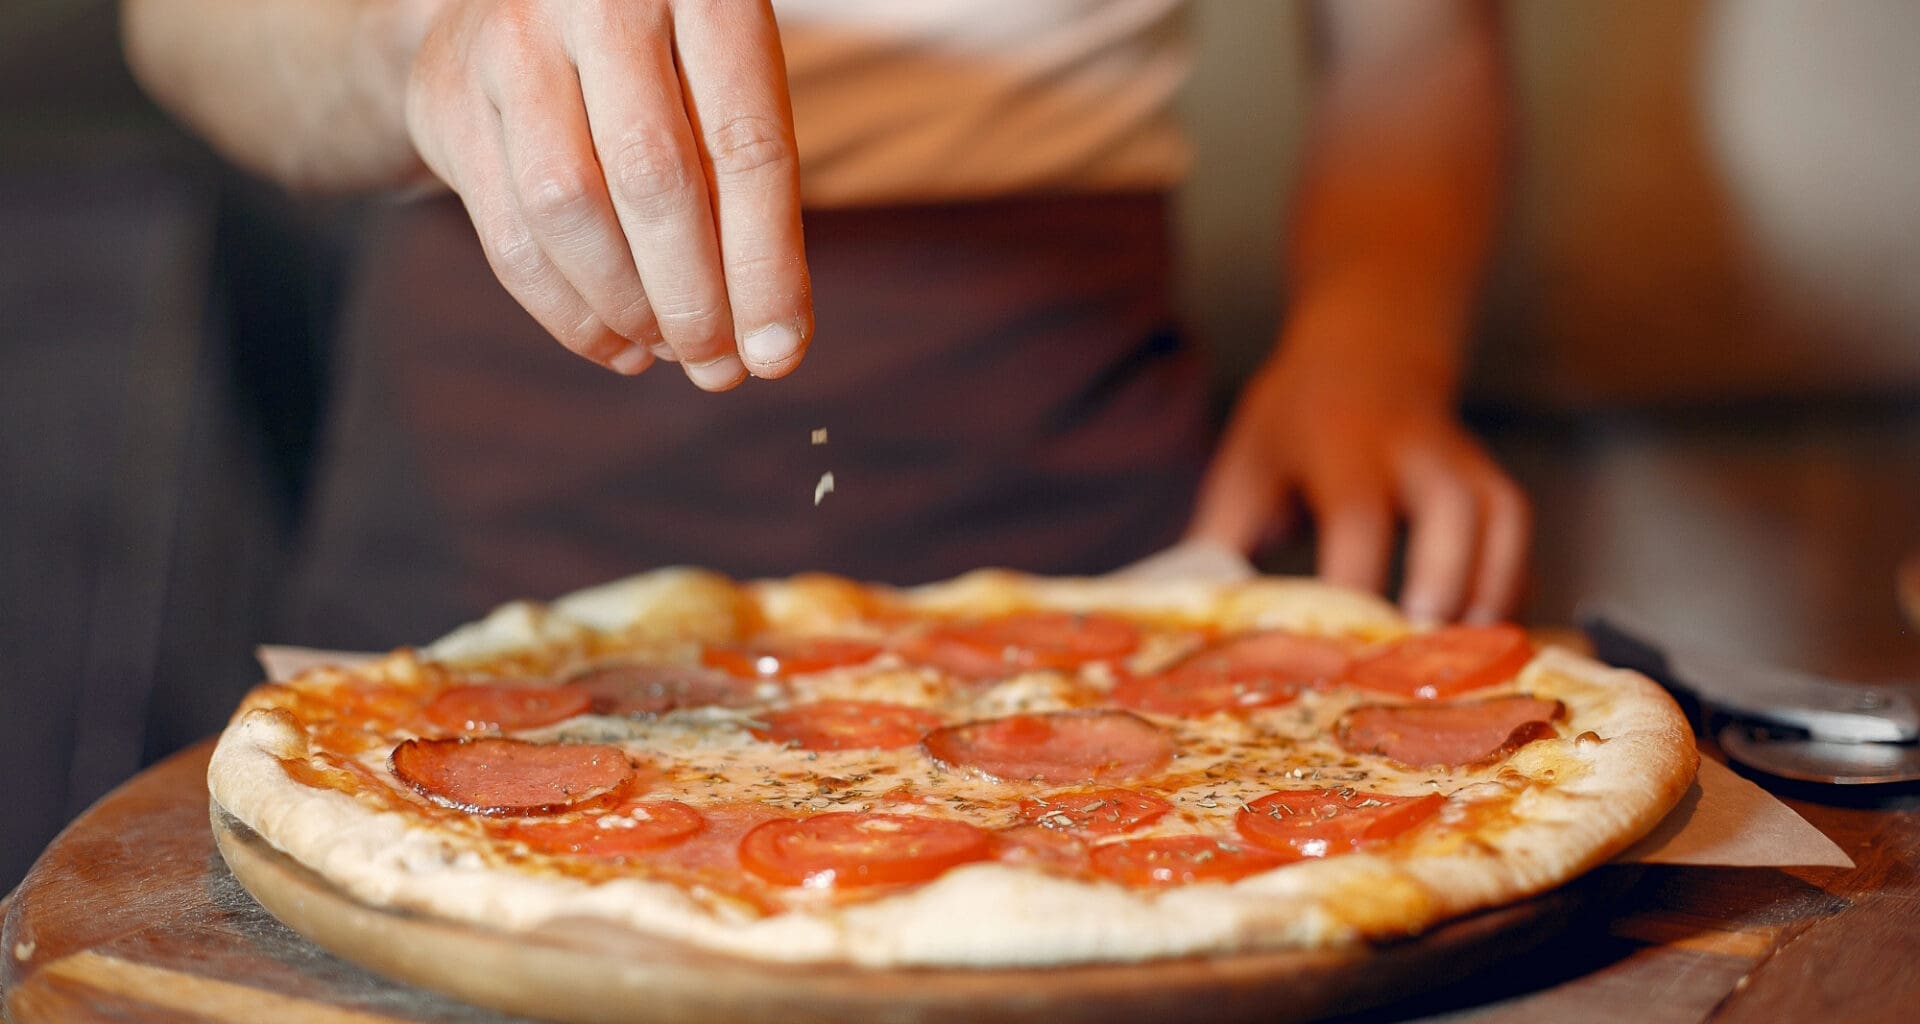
[209,569,1696,967]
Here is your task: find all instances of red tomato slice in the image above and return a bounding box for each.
[750,700,944,752]
[1345,625,1534,700]
[1235,789,1446,859]
[423,684,592,734]
[738,813,992,888]
[904,612,1141,678]
[1089,836,1289,886]
[501,800,705,860]
[1016,787,1173,836]
[702,638,883,679]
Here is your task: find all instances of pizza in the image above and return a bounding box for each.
[208,568,1696,968]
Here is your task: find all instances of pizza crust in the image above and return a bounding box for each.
[209,569,1696,968]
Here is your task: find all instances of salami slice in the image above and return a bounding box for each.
[563,663,763,717]
[1336,695,1564,769]
[422,684,592,734]
[922,710,1173,784]
[389,737,635,816]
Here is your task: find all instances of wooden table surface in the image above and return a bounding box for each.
[3,739,1916,1024]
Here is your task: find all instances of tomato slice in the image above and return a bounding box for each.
[1345,625,1534,700]
[1017,787,1173,836]
[750,700,944,751]
[903,612,1141,678]
[738,813,992,888]
[702,638,883,679]
[501,800,705,860]
[423,684,592,734]
[1089,836,1289,886]
[1235,789,1446,858]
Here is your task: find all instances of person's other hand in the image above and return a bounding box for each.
[405,0,809,386]
[1187,312,1529,624]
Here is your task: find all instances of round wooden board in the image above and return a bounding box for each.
[211,803,1627,1024]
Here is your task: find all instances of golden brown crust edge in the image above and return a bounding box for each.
[210,567,1697,967]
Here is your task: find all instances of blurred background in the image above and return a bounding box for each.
[3,0,1915,892]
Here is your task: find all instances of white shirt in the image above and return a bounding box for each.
[775,0,1193,206]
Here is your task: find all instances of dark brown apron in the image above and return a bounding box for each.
[285,192,1210,648]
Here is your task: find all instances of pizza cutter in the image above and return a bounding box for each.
[1578,605,1920,785]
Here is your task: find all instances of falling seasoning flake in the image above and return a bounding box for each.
[814,471,836,506]
[811,428,829,445]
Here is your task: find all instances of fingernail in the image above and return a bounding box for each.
[741,322,802,372]
[685,354,747,391]
[648,341,679,363]
[1403,601,1444,629]
[1462,606,1500,625]
[609,345,653,375]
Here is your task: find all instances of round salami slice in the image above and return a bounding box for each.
[751,700,944,751]
[738,812,992,888]
[422,684,592,734]
[1336,695,1564,769]
[389,737,635,816]
[902,612,1140,679]
[922,710,1173,784]
[500,800,705,860]
[1016,787,1172,836]
[1236,789,1446,859]
[702,637,883,679]
[1089,836,1287,887]
[1346,624,1534,700]
[563,663,763,717]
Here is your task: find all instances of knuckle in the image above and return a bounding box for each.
[703,115,794,180]
[516,159,599,227]
[476,2,544,64]
[602,298,660,343]
[482,220,546,285]
[653,299,726,334]
[608,130,698,211]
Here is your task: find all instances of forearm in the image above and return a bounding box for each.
[122,0,441,192]
[1285,0,1507,383]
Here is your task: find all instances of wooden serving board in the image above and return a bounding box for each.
[208,811,1618,1024]
[4,742,1633,1024]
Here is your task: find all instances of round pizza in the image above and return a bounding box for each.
[208,569,1697,967]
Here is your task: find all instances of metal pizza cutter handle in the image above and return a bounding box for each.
[1578,604,1920,785]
